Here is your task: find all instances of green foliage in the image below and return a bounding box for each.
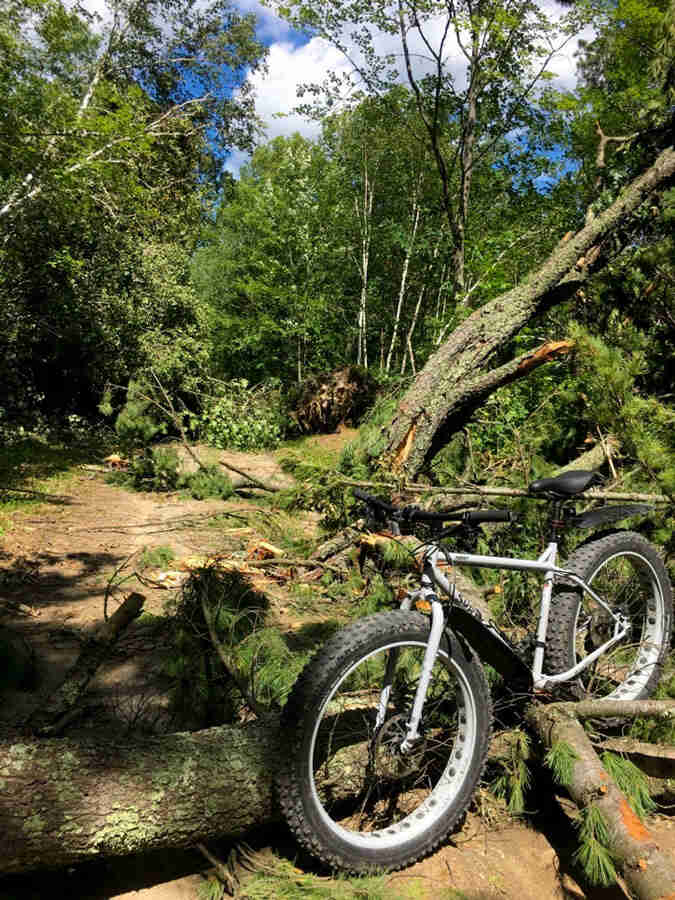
[167,568,310,724]
[126,447,181,493]
[545,741,580,788]
[600,752,656,819]
[353,574,396,617]
[0,0,265,419]
[202,380,286,451]
[629,662,675,744]
[178,466,233,501]
[492,730,531,814]
[563,326,675,535]
[380,538,416,570]
[572,805,618,887]
[233,851,425,899]
[192,133,351,383]
[114,379,167,450]
[139,546,176,569]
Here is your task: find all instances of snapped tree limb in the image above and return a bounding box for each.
[382,145,675,478]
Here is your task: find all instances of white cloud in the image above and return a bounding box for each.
[227,1,595,175]
[236,0,301,45]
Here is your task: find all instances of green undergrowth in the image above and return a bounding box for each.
[491,730,531,814]
[106,447,234,498]
[205,850,459,900]
[139,545,176,569]
[0,433,113,534]
[573,806,618,887]
[165,568,317,725]
[600,752,655,819]
[628,658,675,744]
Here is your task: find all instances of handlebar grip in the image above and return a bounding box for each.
[352,488,397,515]
[464,509,512,524]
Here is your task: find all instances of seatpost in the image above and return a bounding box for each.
[548,500,566,542]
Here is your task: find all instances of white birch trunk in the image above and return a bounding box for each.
[385,185,421,373]
[355,161,374,368]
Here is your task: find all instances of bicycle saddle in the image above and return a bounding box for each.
[528,469,604,497]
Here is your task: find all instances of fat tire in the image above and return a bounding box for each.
[546,531,672,700]
[277,610,492,873]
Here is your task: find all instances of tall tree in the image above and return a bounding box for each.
[0,0,266,223]
[0,0,267,415]
[192,134,349,382]
[276,0,585,302]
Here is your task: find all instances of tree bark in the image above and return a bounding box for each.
[385,185,421,373]
[527,700,675,900]
[4,694,675,879]
[0,718,283,875]
[381,146,675,479]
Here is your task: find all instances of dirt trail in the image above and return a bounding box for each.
[1,448,674,899]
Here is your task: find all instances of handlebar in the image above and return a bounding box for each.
[352,488,513,525]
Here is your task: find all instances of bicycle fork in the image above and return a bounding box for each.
[375,574,446,754]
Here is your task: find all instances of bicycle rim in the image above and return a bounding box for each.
[574,551,666,699]
[308,639,479,851]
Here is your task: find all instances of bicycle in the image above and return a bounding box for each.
[277,469,673,873]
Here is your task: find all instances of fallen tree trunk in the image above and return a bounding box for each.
[3,700,675,878]
[527,700,675,900]
[382,145,675,479]
[0,717,282,874]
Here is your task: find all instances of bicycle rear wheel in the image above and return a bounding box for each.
[546,531,672,700]
[277,610,491,873]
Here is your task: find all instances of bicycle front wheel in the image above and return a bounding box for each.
[277,611,492,873]
[546,531,673,701]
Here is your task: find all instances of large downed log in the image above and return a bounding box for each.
[3,698,675,878]
[0,717,282,874]
[527,700,675,900]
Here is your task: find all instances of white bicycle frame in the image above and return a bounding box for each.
[382,540,631,752]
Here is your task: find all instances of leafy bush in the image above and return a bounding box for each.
[113,379,168,450]
[201,379,286,450]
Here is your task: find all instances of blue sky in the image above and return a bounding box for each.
[225,0,592,176]
[75,0,591,177]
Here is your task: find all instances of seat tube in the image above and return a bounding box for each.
[532,541,557,682]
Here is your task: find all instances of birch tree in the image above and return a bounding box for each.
[275,0,585,305]
[0,0,266,225]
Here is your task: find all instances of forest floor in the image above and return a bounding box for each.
[1,433,674,900]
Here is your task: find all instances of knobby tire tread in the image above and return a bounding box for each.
[276,610,492,873]
[545,531,672,700]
